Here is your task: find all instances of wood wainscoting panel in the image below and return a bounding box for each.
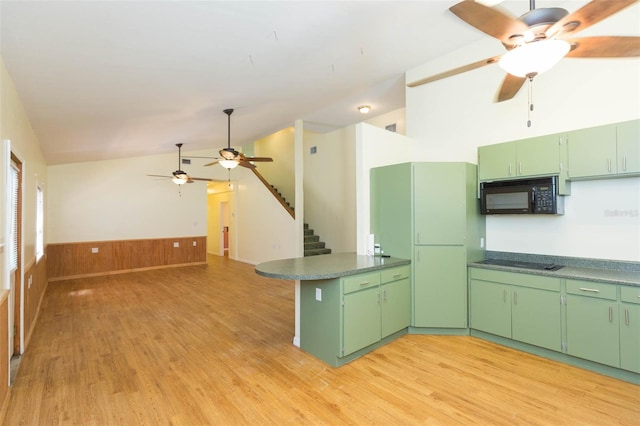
[24,256,48,350]
[48,237,207,281]
[0,290,10,423]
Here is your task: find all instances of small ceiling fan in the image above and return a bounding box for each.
[148,143,217,185]
[204,108,273,169]
[407,0,640,102]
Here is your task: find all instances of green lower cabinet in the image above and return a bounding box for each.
[469,268,562,351]
[469,280,511,338]
[381,277,411,337]
[511,286,561,352]
[343,286,381,356]
[620,286,640,373]
[415,246,467,328]
[300,266,410,366]
[566,279,620,368]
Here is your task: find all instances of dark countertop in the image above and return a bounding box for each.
[255,252,411,281]
[468,252,640,287]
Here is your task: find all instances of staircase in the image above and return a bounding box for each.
[304,223,332,256]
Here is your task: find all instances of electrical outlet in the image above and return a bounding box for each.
[173,242,179,248]
[28,275,32,288]
[192,241,197,246]
[91,247,99,253]
[315,288,322,302]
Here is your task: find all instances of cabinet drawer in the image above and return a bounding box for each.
[469,267,560,291]
[566,279,617,300]
[621,286,640,304]
[343,272,381,295]
[381,265,410,284]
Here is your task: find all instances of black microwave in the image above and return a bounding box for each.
[480,176,564,215]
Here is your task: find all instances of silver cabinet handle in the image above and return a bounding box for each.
[508,163,512,176]
[609,306,613,323]
[623,155,627,171]
[514,291,518,305]
[383,290,387,302]
[518,161,522,175]
[377,292,381,304]
[625,308,630,326]
[607,158,612,172]
[392,273,401,278]
[503,289,507,303]
[579,287,600,293]
[360,281,370,286]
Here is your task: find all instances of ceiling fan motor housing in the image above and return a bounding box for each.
[514,7,569,43]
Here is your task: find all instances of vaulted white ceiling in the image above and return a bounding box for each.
[1,1,619,165]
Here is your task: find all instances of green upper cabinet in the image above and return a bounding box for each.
[567,123,617,178]
[567,120,640,179]
[478,134,562,181]
[617,120,640,176]
[413,163,466,245]
[477,142,517,181]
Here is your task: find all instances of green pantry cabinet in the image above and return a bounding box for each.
[370,162,484,329]
[300,265,410,367]
[469,268,640,375]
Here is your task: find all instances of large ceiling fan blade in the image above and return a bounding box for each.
[189,176,216,182]
[496,74,527,103]
[407,55,502,88]
[203,159,221,167]
[147,174,172,178]
[238,161,257,169]
[565,36,640,58]
[241,156,273,162]
[449,1,529,45]
[547,0,639,38]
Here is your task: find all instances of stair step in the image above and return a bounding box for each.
[304,248,332,257]
[304,235,319,243]
[304,241,325,250]
[304,229,314,236]
[304,223,309,230]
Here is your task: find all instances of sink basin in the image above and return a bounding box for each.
[478,259,564,271]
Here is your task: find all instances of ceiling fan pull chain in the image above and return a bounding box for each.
[527,76,534,127]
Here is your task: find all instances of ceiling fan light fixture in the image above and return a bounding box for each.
[219,159,239,169]
[172,177,187,185]
[499,39,570,78]
[358,105,371,114]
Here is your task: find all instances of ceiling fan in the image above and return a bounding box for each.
[407,0,640,102]
[204,108,273,170]
[147,143,217,185]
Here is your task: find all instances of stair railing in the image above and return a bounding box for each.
[249,168,295,219]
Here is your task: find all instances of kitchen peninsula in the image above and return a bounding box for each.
[256,253,411,366]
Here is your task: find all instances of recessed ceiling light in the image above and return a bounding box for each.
[358,105,371,114]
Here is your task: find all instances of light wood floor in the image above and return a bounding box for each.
[5,255,639,425]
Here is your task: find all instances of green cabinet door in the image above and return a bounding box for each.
[370,163,412,259]
[511,286,561,351]
[516,134,561,177]
[567,123,617,178]
[343,287,381,356]
[566,294,620,367]
[413,163,466,245]
[381,278,411,337]
[620,286,640,373]
[414,246,467,328]
[478,143,516,181]
[620,302,640,373]
[617,120,640,175]
[470,279,511,338]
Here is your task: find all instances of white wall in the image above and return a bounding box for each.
[365,108,406,136]
[254,127,296,206]
[303,126,357,253]
[405,5,640,261]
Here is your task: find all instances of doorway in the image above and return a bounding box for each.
[9,152,23,358]
[220,201,230,257]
